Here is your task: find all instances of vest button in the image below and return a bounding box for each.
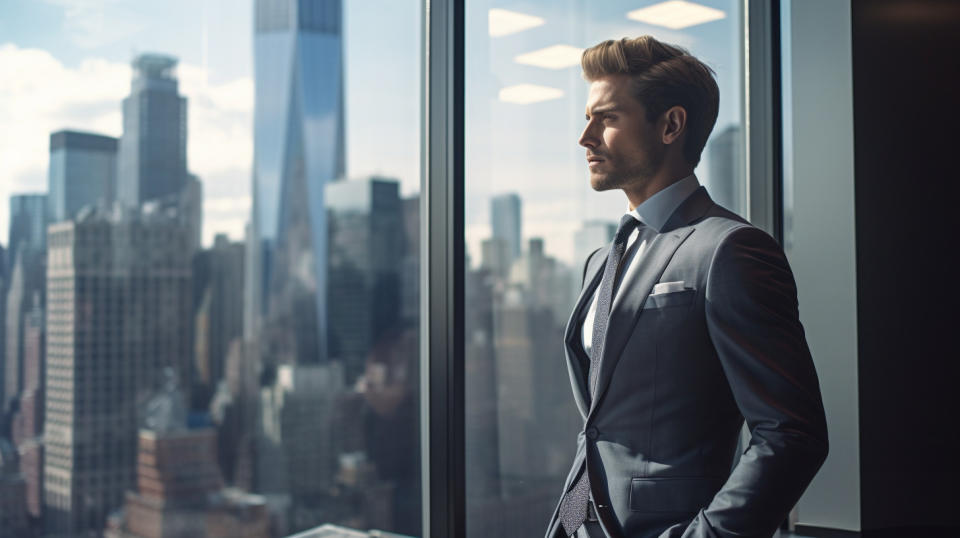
[585,427,599,440]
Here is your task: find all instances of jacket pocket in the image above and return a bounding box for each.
[642,288,696,310]
[629,476,725,513]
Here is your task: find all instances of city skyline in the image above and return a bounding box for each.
[1,0,741,267]
[0,1,745,535]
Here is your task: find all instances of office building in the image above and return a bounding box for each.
[3,248,44,412]
[11,294,43,519]
[248,0,345,365]
[7,193,48,271]
[105,378,269,538]
[193,234,245,391]
[48,130,118,222]
[573,220,615,270]
[326,177,403,383]
[490,193,522,266]
[707,124,743,214]
[116,54,188,207]
[43,207,193,535]
[0,439,30,537]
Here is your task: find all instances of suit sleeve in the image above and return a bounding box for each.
[676,226,829,538]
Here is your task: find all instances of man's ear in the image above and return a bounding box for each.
[661,105,687,145]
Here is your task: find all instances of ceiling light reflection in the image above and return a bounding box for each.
[499,84,564,105]
[514,44,584,70]
[488,8,546,37]
[627,0,726,30]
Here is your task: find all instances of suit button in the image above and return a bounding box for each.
[585,427,599,440]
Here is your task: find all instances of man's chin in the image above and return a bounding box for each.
[590,173,621,192]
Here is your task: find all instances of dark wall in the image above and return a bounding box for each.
[851,0,960,531]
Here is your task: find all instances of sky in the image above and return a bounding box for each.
[0,0,742,265]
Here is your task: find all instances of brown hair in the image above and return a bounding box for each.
[581,36,720,166]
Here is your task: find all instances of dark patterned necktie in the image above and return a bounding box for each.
[558,214,640,536]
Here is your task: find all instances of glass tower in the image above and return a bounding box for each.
[250,0,345,365]
[48,130,118,222]
[116,54,188,207]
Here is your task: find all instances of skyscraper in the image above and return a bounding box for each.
[707,124,743,213]
[249,0,345,365]
[193,234,245,391]
[48,130,118,222]
[326,177,402,384]
[0,439,30,537]
[490,193,522,267]
[7,193,48,270]
[573,220,616,269]
[11,293,43,521]
[3,246,44,413]
[104,376,270,538]
[116,54,188,208]
[43,207,193,535]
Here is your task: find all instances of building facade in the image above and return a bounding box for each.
[43,208,193,536]
[248,0,345,366]
[193,234,245,392]
[7,194,48,271]
[325,177,403,384]
[490,193,522,267]
[48,130,119,223]
[116,54,188,208]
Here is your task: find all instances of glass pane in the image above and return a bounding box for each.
[464,1,745,536]
[0,1,421,536]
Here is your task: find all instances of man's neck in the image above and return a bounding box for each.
[623,164,695,210]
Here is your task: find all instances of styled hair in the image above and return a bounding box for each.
[581,36,720,166]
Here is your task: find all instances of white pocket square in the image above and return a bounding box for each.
[652,280,686,295]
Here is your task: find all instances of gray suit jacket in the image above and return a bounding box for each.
[545,187,828,538]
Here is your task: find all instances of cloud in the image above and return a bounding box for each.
[0,43,253,245]
[41,0,144,49]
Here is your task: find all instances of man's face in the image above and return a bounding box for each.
[578,74,665,193]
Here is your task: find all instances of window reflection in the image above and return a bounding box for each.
[465,1,744,535]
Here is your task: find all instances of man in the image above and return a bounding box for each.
[545,36,829,538]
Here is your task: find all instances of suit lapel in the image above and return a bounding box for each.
[587,226,700,419]
[563,246,608,418]
[573,185,716,420]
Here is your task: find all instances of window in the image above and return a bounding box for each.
[462,1,746,535]
[1,1,421,536]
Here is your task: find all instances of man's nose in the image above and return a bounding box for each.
[578,123,598,149]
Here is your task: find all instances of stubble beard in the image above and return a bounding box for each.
[589,153,664,194]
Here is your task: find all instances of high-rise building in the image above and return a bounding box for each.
[248,0,345,366]
[399,196,420,327]
[48,130,118,222]
[256,362,374,533]
[490,193,522,266]
[193,235,245,391]
[707,124,743,213]
[11,293,44,520]
[3,247,44,412]
[104,377,269,538]
[573,220,616,270]
[116,54,188,208]
[43,207,193,535]
[326,177,403,383]
[7,193,48,271]
[180,174,203,255]
[0,439,30,537]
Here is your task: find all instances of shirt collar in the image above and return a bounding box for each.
[627,174,701,232]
